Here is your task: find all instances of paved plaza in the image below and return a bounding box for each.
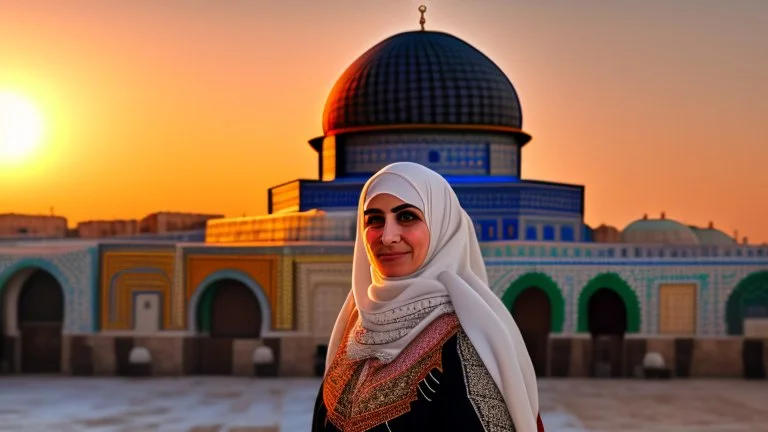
[0,377,767,431]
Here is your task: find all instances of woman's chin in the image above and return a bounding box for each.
[378,263,416,278]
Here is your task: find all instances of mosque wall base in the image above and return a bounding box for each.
[548,335,768,379]
[279,335,323,377]
[4,333,767,380]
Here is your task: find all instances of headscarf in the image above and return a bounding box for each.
[325,162,540,432]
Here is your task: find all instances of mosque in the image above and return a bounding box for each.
[1,17,767,380]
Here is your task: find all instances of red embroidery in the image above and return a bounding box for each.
[323,312,460,432]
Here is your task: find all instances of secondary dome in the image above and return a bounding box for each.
[691,226,736,246]
[621,216,700,245]
[322,30,528,141]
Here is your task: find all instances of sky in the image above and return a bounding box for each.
[0,0,766,243]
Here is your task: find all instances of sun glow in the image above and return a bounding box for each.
[0,90,45,166]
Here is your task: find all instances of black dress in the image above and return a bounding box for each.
[312,311,520,432]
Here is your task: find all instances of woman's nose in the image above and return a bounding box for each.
[381,221,401,244]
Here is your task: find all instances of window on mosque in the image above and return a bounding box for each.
[506,224,515,239]
[543,225,555,241]
[428,150,441,163]
[560,226,574,242]
[525,226,537,240]
[487,225,496,240]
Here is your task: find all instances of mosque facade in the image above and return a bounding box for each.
[1,27,768,379]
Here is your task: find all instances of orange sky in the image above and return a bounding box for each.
[1,0,766,243]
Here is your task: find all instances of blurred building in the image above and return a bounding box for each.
[76,219,139,239]
[0,213,67,239]
[139,212,223,234]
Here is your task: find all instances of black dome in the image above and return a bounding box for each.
[322,31,527,139]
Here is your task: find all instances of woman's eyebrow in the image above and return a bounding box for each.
[391,204,418,213]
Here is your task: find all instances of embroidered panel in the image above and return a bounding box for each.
[457,330,516,432]
[323,311,459,432]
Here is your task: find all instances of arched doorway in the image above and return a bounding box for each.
[587,288,627,378]
[18,270,64,373]
[512,287,552,377]
[726,271,768,335]
[726,271,768,379]
[209,279,262,338]
[194,279,263,375]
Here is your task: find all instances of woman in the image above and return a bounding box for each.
[312,162,544,432]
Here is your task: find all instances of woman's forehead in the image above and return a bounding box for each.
[365,193,414,210]
[364,174,424,211]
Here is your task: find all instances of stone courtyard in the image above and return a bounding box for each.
[0,377,766,431]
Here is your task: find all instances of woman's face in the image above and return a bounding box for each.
[363,193,430,278]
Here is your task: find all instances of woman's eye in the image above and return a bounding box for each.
[365,216,384,226]
[398,211,419,222]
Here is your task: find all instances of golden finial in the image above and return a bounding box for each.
[418,5,427,31]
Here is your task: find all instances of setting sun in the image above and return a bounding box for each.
[0,90,45,166]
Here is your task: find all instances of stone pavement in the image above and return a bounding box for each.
[0,377,766,431]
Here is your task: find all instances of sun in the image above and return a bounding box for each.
[0,90,45,165]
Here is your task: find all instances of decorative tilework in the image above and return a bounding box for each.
[172,245,185,329]
[206,210,358,243]
[489,142,517,176]
[346,142,488,176]
[276,256,295,330]
[0,247,95,333]
[100,251,175,332]
[294,260,352,336]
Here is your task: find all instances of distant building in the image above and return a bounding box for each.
[139,212,223,234]
[76,219,139,239]
[591,224,621,243]
[0,213,67,239]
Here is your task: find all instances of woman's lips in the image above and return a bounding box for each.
[377,251,410,262]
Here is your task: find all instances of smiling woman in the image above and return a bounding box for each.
[0,90,45,166]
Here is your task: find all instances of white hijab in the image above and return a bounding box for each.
[325,162,539,432]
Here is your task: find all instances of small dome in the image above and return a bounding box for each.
[322,30,528,142]
[691,226,736,246]
[621,217,700,245]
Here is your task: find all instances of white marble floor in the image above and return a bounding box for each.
[0,377,766,431]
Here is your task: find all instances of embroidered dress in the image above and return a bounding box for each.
[312,310,522,432]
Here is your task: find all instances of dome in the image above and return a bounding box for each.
[322,30,529,142]
[691,226,736,246]
[621,216,700,245]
